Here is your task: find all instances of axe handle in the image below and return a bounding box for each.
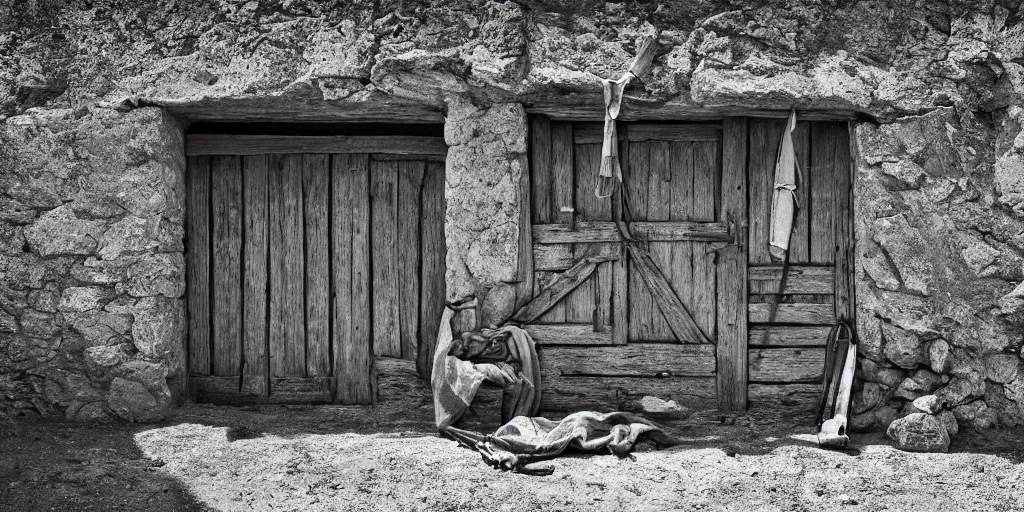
[834,340,858,421]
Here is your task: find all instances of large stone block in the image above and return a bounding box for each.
[19,309,60,339]
[63,311,133,347]
[887,413,950,452]
[24,205,106,257]
[858,358,906,388]
[872,215,933,296]
[929,338,951,373]
[985,354,1021,384]
[881,322,927,369]
[130,297,185,360]
[98,215,161,260]
[998,281,1024,316]
[106,377,166,422]
[84,344,130,368]
[122,253,185,298]
[58,286,114,312]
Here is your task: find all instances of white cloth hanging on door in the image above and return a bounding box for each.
[594,36,658,199]
[768,109,801,262]
[595,73,632,198]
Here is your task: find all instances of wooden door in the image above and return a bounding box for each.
[525,118,743,413]
[746,120,854,411]
[184,134,447,405]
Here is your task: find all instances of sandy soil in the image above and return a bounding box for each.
[3,404,1024,512]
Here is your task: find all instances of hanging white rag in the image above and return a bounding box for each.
[595,36,658,198]
[595,73,632,198]
[768,109,801,262]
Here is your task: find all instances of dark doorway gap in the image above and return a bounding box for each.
[188,122,445,137]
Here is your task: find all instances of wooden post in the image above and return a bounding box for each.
[838,122,856,322]
[186,156,211,380]
[717,117,749,413]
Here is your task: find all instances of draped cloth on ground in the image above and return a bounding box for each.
[444,412,679,476]
[431,308,541,430]
[768,109,800,262]
[430,311,676,475]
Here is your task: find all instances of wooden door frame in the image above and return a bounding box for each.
[717,118,749,413]
[184,133,448,406]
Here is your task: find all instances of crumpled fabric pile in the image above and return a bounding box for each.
[431,308,678,475]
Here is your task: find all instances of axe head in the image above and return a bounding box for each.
[816,415,849,448]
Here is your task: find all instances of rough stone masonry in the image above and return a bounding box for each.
[0,0,1022,430]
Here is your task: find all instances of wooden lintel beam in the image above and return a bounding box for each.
[525,101,864,122]
[186,134,448,156]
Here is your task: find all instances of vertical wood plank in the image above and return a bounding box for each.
[270,154,306,377]
[551,123,575,225]
[810,122,839,265]
[529,117,551,309]
[516,151,535,313]
[304,154,331,377]
[647,140,673,340]
[371,159,401,357]
[718,117,749,412]
[668,141,695,343]
[398,160,425,360]
[565,142,599,323]
[211,155,242,377]
[530,116,552,224]
[789,121,812,263]
[692,141,720,338]
[627,142,653,341]
[581,144,610,331]
[418,160,447,379]
[612,130,629,344]
[241,155,269,397]
[834,123,853,320]
[187,156,211,377]
[539,123,574,323]
[333,153,373,404]
[747,119,785,265]
[353,155,375,400]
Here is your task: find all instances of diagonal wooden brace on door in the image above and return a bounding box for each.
[627,243,712,344]
[512,244,619,323]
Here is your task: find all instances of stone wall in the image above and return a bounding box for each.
[0,107,186,421]
[1,0,1022,429]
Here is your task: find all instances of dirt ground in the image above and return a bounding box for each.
[3,404,1024,512]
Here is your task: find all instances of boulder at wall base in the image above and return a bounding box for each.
[887,413,950,452]
[106,377,167,423]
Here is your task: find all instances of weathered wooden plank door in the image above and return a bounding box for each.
[526,118,737,412]
[746,120,854,411]
[185,134,447,405]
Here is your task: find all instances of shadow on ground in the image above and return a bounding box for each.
[0,413,211,512]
